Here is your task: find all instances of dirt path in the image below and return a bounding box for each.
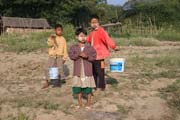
[0,41,179,120]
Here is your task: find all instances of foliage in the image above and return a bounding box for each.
[0,0,122,27]
[123,0,180,26]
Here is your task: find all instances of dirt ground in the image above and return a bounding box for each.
[0,41,180,120]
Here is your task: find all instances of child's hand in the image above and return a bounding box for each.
[114,47,119,51]
[50,40,56,49]
[63,60,66,64]
[80,52,88,58]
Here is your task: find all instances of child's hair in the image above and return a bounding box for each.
[90,14,99,21]
[75,28,87,36]
[55,24,63,30]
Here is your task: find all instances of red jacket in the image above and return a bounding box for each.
[87,26,116,60]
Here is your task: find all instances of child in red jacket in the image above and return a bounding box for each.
[87,15,119,91]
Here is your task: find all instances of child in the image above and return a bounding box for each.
[42,24,67,89]
[68,28,96,109]
[86,15,119,91]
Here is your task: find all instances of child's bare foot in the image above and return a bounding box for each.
[93,88,101,95]
[85,106,91,110]
[75,105,83,109]
[70,104,83,109]
[42,80,49,89]
[101,88,105,91]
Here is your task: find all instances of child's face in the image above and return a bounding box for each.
[77,32,86,43]
[90,18,99,29]
[55,27,63,36]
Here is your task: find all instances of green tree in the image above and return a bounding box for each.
[123,0,180,26]
[0,0,123,26]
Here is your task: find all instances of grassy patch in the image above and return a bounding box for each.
[10,97,60,110]
[126,50,180,81]
[155,55,180,68]
[156,28,180,41]
[63,24,75,42]
[154,70,178,79]
[15,113,30,120]
[139,70,179,81]
[117,104,129,117]
[129,50,180,69]
[130,79,140,90]
[119,24,180,42]
[34,101,60,110]
[159,79,180,112]
[0,24,75,53]
[0,32,51,53]
[114,37,160,46]
[6,113,30,120]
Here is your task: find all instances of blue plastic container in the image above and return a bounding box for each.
[110,58,125,72]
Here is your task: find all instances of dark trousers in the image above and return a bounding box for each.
[93,59,105,89]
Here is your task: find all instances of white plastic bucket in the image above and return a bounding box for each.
[110,58,125,72]
[49,67,59,79]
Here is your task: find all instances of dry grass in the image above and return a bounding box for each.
[159,79,180,114]
[0,39,180,120]
[114,37,160,47]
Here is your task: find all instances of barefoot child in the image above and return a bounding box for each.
[42,24,67,88]
[68,28,96,109]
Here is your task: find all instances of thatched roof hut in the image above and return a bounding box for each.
[0,16,51,33]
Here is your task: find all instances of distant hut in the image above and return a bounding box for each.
[0,16,51,34]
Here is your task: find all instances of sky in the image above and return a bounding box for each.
[107,0,128,6]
